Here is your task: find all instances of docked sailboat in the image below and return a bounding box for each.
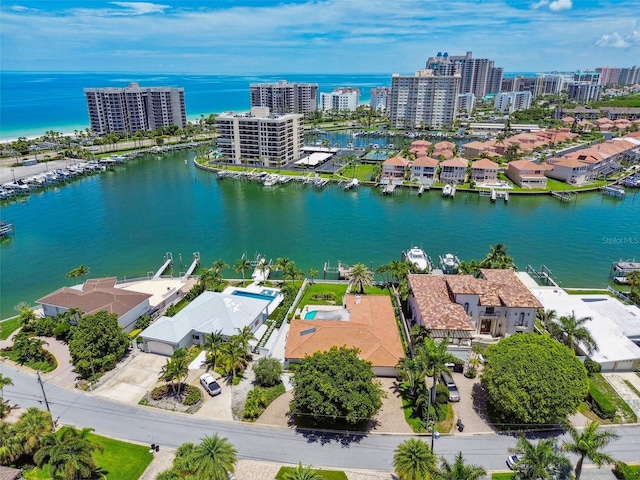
[402,247,432,272]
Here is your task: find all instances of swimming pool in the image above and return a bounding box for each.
[232,290,275,302]
[304,310,318,320]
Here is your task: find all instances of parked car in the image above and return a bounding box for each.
[440,371,460,402]
[199,373,221,396]
[506,454,523,470]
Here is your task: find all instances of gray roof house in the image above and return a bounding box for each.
[139,291,273,356]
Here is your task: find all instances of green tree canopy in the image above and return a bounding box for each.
[253,357,283,387]
[290,346,383,427]
[481,333,588,427]
[393,438,439,480]
[68,311,130,379]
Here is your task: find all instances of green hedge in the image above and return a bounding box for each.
[588,379,616,420]
[243,383,286,421]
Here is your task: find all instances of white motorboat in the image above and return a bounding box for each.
[442,184,452,197]
[402,247,432,271]
[439,253,461,274]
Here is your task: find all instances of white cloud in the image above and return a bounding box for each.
[595,32,629,48]
[109,2,169,15]
[11,5,32,11]
[531,0,548,9]
[548,0,572,11]
[626,29,640,44]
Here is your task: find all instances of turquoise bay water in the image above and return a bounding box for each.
[1,152,639,318]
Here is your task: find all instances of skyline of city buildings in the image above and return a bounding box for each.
[84,82,186,136]
[249,80,318,115]
[215,106,303,168]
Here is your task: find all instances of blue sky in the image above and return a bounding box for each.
[1,0,638,74]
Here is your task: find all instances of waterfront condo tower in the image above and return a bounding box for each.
[84,82,186,135]
[249,80,318,115]
[389,69,461,129]
[493,91,532,114]
[370,87,391,111]
[319,88,361,112]
[215,107,304,168]
[425,51,503,97]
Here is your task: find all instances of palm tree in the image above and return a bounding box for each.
[200,268,222,291]
[218,341,248,379]
[35,426,103,480]
[233,326,256,353]
[276,257,292,283]
[14,407,53,455]
[537,308,558,333]
[65,264,90,284]
[553,311,598,354]
[0,422,22,464]
[15,302,38,331]
[191,434,237,480]
[393,438,439,480]
[626,270,640,299]
[437,451,486,480]
[457,259,480,276]
[562,420,619,480]
[347,263,374,294]
[234,257,251,286]
[307,268,318,285]
[284,262,303,285]
[204,330,225,372]
[510,435,572,480]
[0,373,13,401]
[211,259,229,274]
[284,462,323,480]
[159,349,189,396]
[256,261,271,284]
[479,243,516,270]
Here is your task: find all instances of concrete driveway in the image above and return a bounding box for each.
[91,351,167,404]
[450,370,495,434]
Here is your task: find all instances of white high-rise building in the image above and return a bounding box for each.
[370,87,391,111]
[84,83,186,135]
[493,91,532,113]
[425,51,503,97]
[566,82,602,103]
[215,107,303,168]
[389,70,460,129]
[319,88,360,111]
[457,93,476,115]
[249,80,318,115]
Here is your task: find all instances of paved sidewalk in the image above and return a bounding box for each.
[603,373,640,418]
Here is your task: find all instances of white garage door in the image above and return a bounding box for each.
[614,360,634,371]
[146,341,175,356]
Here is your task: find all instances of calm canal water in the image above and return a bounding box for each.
[1,151,639,319]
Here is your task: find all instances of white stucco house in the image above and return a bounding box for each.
[139,287,281,356]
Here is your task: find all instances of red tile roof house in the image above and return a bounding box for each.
[595,117,615,131]
[407,269,542,343]
[545,157,593,185]
[411,156,439,185]
[410,139,432,150]
[37,278,152,332]
[505,159,550,188]
[381,155,410,185]
[439,157,468,185]
[563,139,637,175]
[285,294,404,377]
[471,158,499,185]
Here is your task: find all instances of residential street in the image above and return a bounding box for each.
[2,363,639,473]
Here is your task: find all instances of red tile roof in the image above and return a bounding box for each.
[407,275,474,331]
[285,295,404,368]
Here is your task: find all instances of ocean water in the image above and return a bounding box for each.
[0,71,394,141]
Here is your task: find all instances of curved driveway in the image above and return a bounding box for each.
[2,363,639,472]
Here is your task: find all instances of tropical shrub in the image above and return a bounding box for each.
[253,357,283,387]
[182,385,202,406]
[243,383,286,421]
[584,359,602,376]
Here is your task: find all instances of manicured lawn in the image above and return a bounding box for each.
[276,466,348,480]
[25,434,153,480]
[0,316,21,340]
[402,397,427,433]
[339,163,377,182]
[492,473,514,479]
[435,403,454,434]
[299,283,348,307]
[89,433,154,479]
[590,373,637,423]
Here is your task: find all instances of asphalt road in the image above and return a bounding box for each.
[2,364,638,471]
